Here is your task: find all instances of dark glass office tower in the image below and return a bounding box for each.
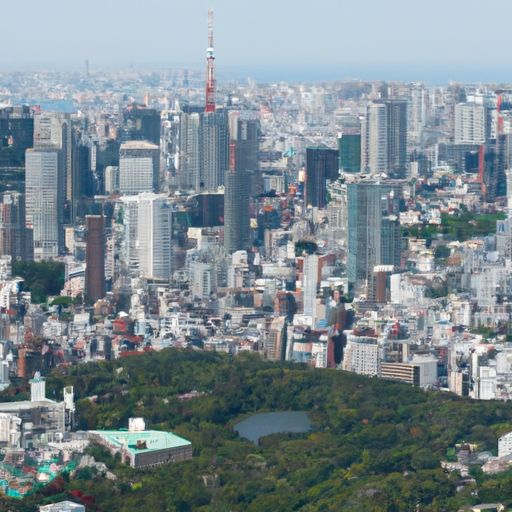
[0,106,34,168]
[347,182,401,292]
[200,110,229,191]
[224,167,250,253]
[305,147,339,208]
[233,118,259,172]
[121,104,161,146]
[381,99,408,178]
[0,192,33,261]
[338,132,361,173]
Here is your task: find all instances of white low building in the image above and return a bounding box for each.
[498,432,512,458]
[342,332,380,376]
[39,501,85,512]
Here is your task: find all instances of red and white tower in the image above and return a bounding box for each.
[205,9,216,113]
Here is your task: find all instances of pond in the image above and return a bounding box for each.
[234,411,311,445]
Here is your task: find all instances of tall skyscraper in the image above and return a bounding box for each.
[0,106,34,169]
[73,134,97,219]
[85,215,105,303]
[305,147,339,208]
[121,105,161,146]
[223,114,257,253]
[361,102,387,175]
[34,112,79,224]
[384,99,408,177]
[303,254,319,320]
[119,141,159,195]
[229,113,260,172]
[454,103,487,144]
[362,99,408,177]
[121,193,173,281]
[347,182,401,293]
[0,192,33,261]
[121,195,140,275]
[25,147,63,260]
[338,131,361,173]
[199,9,229,191]
[178,112,201,191]
[137,193,173,281]
[224,168,250,253]
[61,117,76,222]
[201,110,229,190]
[481,134,509,202]
[408,83,428,140]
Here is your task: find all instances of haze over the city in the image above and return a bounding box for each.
[2,0,512,83]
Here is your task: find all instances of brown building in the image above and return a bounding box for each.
[85,215,105,303]
[380,362,420,386]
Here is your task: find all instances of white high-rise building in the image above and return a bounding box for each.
[454,103,487,144]
[119,141,159,195]
[361,102,388,175]
[303,254,319,321]
[408,82,428,140]
[122,193,172,281]
[25,148,62,260]
[121,196,140,275]
[137,193,172,281]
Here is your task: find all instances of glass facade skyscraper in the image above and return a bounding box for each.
[347,182,401,292]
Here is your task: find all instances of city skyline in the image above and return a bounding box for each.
[3,2,512,509]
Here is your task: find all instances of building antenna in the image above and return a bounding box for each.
[205,9,216,113]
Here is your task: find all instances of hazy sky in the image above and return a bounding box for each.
[2,0,511,82]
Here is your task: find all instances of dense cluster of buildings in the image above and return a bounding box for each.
[3,18,512,506]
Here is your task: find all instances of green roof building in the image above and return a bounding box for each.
[89,419,192,468]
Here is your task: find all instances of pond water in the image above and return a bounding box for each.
[234,411,311,445]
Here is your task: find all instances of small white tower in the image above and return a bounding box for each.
[30,372,46,402]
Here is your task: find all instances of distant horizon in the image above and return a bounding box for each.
[3,0,512,87]
[1,62,512,87]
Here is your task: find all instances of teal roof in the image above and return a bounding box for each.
[90,430,191,454]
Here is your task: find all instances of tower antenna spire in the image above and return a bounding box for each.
[205,8,216,113]
[208,8,214,49]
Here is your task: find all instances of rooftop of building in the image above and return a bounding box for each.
[89,429,191,454]
[119,140,158,150]
[39,500,84,511]
[0,398,60,411]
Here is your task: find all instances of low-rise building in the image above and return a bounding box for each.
[39,501,85,512]
[88,418,192,469]
[380,362,420,385]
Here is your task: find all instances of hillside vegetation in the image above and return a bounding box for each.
[5,349,512,511]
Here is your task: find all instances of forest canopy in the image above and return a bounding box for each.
[4,349,512,511]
